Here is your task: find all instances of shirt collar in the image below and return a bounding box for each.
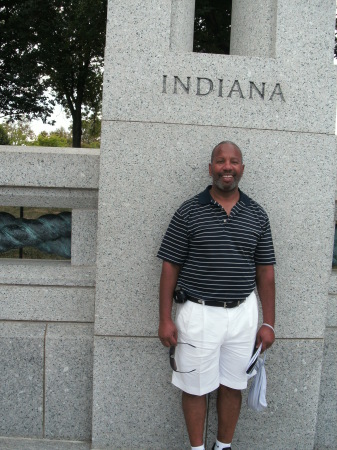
[198,185,251,206]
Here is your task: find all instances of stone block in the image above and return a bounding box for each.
[0,187,98,209]
[102,52,335,135]
[92,337,189,449]
[170,0,195,52]
[230,0,277,57]
[0,437,91,449]
[95,122,335,338]
[105,0,171,53]
[326,295,337,327]
[0,260,95,287]
[0,147,99,189]
[206,340,323,450]
[315,329,337,449]
[45,324,94,440]
[275,0,335,63]
[0,286,94,322]
[0,322,45,438]
[71,210,98,266]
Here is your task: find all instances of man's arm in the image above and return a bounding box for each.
[255,264,275,352]
[158,260,181,347]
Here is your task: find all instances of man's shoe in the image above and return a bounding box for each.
[212,445,231,450]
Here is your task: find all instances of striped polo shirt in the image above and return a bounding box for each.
[157,186,276,302]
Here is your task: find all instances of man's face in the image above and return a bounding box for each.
[209,144,245,192]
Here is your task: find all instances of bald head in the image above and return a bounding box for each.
[211,141,243,163]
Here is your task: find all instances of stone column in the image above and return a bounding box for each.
[92,0,337,448]
[230,0,277,57]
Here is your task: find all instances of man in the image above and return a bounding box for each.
[157,141,276,450]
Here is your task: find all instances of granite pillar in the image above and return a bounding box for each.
[92,0,336,448]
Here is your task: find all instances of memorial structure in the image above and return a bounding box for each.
[0,1,336,449]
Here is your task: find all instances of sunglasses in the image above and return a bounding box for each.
[169,342,196,373]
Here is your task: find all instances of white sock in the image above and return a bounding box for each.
[215,439,231,449]
[191,445,205,450]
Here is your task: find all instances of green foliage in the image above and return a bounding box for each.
[2,121,35,145]
[1,0,107,147]
[194,0,232,54]
[30,128,72,147]
[81,116,101,148]
[0,125,10,145]
[0,2,55,122]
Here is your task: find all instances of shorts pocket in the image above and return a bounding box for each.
[175,301,194,335]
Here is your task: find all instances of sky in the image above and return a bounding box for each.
[30,103,71,135]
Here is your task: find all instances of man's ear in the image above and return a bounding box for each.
[209,163,212,176]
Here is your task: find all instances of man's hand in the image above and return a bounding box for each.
[256,324,275,352]
[158,318,178,347]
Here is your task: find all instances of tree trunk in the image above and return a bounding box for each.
[72,107,82,147]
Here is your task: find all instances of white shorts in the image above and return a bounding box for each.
[172,291,258,396]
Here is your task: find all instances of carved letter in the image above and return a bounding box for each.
[174,76,191,94]
[196,78,214,96]
[228,80,244,98]
[249,82,265,100]
[218,79,223,97]
[162,75,167,93]
[269,83,285,102]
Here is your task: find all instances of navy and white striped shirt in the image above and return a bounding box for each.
[157,186,276,302]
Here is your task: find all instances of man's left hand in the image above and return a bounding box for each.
[255,325,275,352]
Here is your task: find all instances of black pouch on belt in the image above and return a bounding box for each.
[173,288,187,303]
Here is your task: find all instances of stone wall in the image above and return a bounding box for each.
[0,147,98,449]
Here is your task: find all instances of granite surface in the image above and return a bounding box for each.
[0,147,99,189]
[230,0,276,57]
[0,260,95,287]
[0,187,98,209]
[91,337,189,450]
[71,209,98,266]
[0,437,91,450]
[0,322,45,438]
[105,0,171,54]
[0,286,94,322]
[45,324,94,440]
[206,340,324,450]
[102,52,336,135]
[95,122,336,338]
[170,0,195,52]
[315,329,337,449]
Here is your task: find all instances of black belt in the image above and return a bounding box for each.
[187,295,245,308]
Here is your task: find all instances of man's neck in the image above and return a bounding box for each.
[210,186,240,215]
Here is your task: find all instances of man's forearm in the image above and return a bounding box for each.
[158,261,181,346]
[159,261,181,319]
[255,264,275,351]
[256,264,275,325]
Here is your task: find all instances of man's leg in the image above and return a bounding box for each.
[216,384,242,443]
[182,391,207,447]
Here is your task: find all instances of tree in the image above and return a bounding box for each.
[2,120,35,145]
[194,0,232,54]
[0,124,10,145]
[31,130,70,147]
[0,1,54,122]
[1,0,107,147]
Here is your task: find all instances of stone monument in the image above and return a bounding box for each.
[0,1,336,449]
[92,0,337,449]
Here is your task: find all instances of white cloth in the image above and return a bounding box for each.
[172,291,258,395]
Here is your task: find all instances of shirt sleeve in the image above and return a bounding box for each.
[254,217,276,265]
[157,209,189,265]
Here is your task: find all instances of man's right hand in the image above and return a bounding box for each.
[158,318,178,347]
